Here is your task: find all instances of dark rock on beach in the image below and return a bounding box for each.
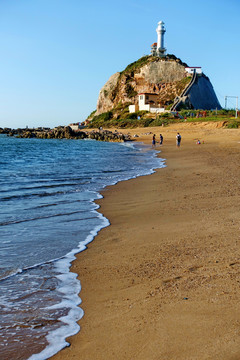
[2,126,131,142]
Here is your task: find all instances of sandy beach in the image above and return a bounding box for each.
[52,123,240,360]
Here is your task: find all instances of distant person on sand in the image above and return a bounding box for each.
[152,134,156,147]
[160,134,163,145]
[176,132,181,147]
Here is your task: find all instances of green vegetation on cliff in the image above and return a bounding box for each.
[86,109,97,119]
[120,56,153,76]
[120,54,188,76]
[175,76,192,92]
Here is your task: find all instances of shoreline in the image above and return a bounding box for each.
[26,139,162,360]
[52,124,240,360]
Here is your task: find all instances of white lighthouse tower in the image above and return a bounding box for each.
[156,21,166,56]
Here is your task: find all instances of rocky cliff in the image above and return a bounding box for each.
[187,75,221,110]
[95,55,221,116]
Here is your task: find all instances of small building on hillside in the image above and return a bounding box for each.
[69,123,80,131]
[129,93,165,113]
[151,43,157,56]
[185,67,202,74]
[69,123,85,131]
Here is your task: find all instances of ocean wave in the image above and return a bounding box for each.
[27,207,110,360]
[0,211,98,227]
[0,137,166,360]
[102,169,126,173]
[26,149,165,360]
[0,187,94,201]
[0,179,93,194]
[0,257,64,282]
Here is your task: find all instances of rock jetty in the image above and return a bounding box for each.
[0,126,131,142]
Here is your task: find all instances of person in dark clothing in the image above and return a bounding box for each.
[152,134,156,147]
[176,132,181,147]
[160,134,163,145]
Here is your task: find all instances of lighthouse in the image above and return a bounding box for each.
[156,21,166,56]
[151,21,166,57]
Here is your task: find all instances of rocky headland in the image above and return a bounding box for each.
[0,126,131,142]
[89,54,221,123]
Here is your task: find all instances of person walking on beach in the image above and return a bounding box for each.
[160,134,163,145]
[176,132,181,147]
[152,134,156,147]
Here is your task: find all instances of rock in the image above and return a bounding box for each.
[5,127,130,142]
[95,57,188,115]
[187,75,221,110]
[94,55,221,116]
[96,72,120,115]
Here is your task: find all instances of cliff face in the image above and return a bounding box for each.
[187,75,221,110]
[97,72,121,115]
[96,56,190,115]
[95,55,221,115]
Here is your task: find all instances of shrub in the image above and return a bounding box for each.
[150,117,173,127]
[125,84,137,98]
[161,112,172,118]
[94,111,113,121]
[226,120,239,129]
[217,109,234,116]
[88,111,113,128]
[127,112,138,119]
[87,109,97,119]
[121,56,151,75]
[139,118,154,127]
[113,118,143,128]
[175,77,191,93]
[179,110,195,117]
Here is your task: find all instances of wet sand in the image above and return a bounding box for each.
[52,123,240,360]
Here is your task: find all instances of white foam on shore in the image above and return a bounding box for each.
[28,144,165,360]
[28,202,109,360]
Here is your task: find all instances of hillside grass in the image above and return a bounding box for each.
[87,109,240,129]
[120,54,188,76]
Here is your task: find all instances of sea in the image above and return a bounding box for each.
[0,135,165,360]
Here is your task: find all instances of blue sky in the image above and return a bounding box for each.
[0,0,239,128]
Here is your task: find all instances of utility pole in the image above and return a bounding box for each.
[225,95,239,118]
